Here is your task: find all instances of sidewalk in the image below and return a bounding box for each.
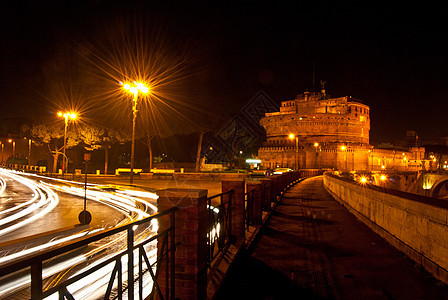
[215,176,448,299]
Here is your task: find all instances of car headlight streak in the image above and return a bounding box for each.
[0,168,161,299]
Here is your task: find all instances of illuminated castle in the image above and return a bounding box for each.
[258,88,424,171]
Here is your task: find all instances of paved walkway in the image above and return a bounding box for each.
[215,176,448,299]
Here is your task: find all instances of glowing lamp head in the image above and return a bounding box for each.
[288,133,295,140]
[141,86,149,94]
[58,112,63,117]
[380,175,387,181]
[69,113,77,120]
[341,146,346,151]
[360,177,367,183]
[123,82,149,94]
[314,142,319,147]
[8,139,12,143]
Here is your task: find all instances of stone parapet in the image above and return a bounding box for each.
[324,173,448,284]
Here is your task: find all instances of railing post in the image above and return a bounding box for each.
[260,178,272,211]
[222,180,245,247]
[246,181,263,225]
[128,227,134,300]
[271,175,280,200]
[157,188,208,300]
[31,261,43,300]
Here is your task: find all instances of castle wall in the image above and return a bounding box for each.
[258,91,424,171]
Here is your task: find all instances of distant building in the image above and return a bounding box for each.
[258,90,425,171]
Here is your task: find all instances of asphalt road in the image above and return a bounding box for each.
[0,171,128,244]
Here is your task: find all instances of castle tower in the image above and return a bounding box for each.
[258,90,371,170]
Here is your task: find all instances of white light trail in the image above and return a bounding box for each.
[0,170,59,236]
[0,177,6,195]
[0,168,161,299]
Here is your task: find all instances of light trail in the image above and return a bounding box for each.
[0,168,161,299]
[0,177,6,195]
[0,169,59,236]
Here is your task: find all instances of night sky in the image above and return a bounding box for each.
[1,1,447,143]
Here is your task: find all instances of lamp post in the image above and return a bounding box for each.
[288,133,299,170]
[314,142,321,169]
[27,138,32,166]
[341,145,347,171]
[8,139,15,167]
[58,111,77,176]
[122,81,150,184]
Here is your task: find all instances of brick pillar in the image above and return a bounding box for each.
[278,174,285,193]
[246,181,263,225]
[157,188,208,300]
[294,171,300,181]
[260,178,272,211]
[222,180,245,247]
[270,175,279,199]
[283,173,289,188]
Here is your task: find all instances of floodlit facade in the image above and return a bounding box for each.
[258,90,424,171]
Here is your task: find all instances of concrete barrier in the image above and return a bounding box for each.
[323,173,448,284]
[115,168,142,175]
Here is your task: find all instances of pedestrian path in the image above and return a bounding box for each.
[215,176,448,299]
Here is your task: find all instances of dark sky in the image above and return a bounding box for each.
[1,1,447,142]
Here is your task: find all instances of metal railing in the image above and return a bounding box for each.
[0,206,178,300]
[244,189,255,230]
[207,190,232,266]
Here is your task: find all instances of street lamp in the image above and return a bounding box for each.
[122,81,150,184]
[1,142,4,165]
[8,139,15,167]
[288,133,299,170]
[58,111,77,176]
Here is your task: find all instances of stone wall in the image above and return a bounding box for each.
[323,173,448,284]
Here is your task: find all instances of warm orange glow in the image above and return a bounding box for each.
[380,175,387,181]
[122,82,150,95]
[360,177,367,183]
[58,111,78,120]
[341,146,346,151]
[288,133,295,140]
[8,139,12,143]
[314,142,319,147]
